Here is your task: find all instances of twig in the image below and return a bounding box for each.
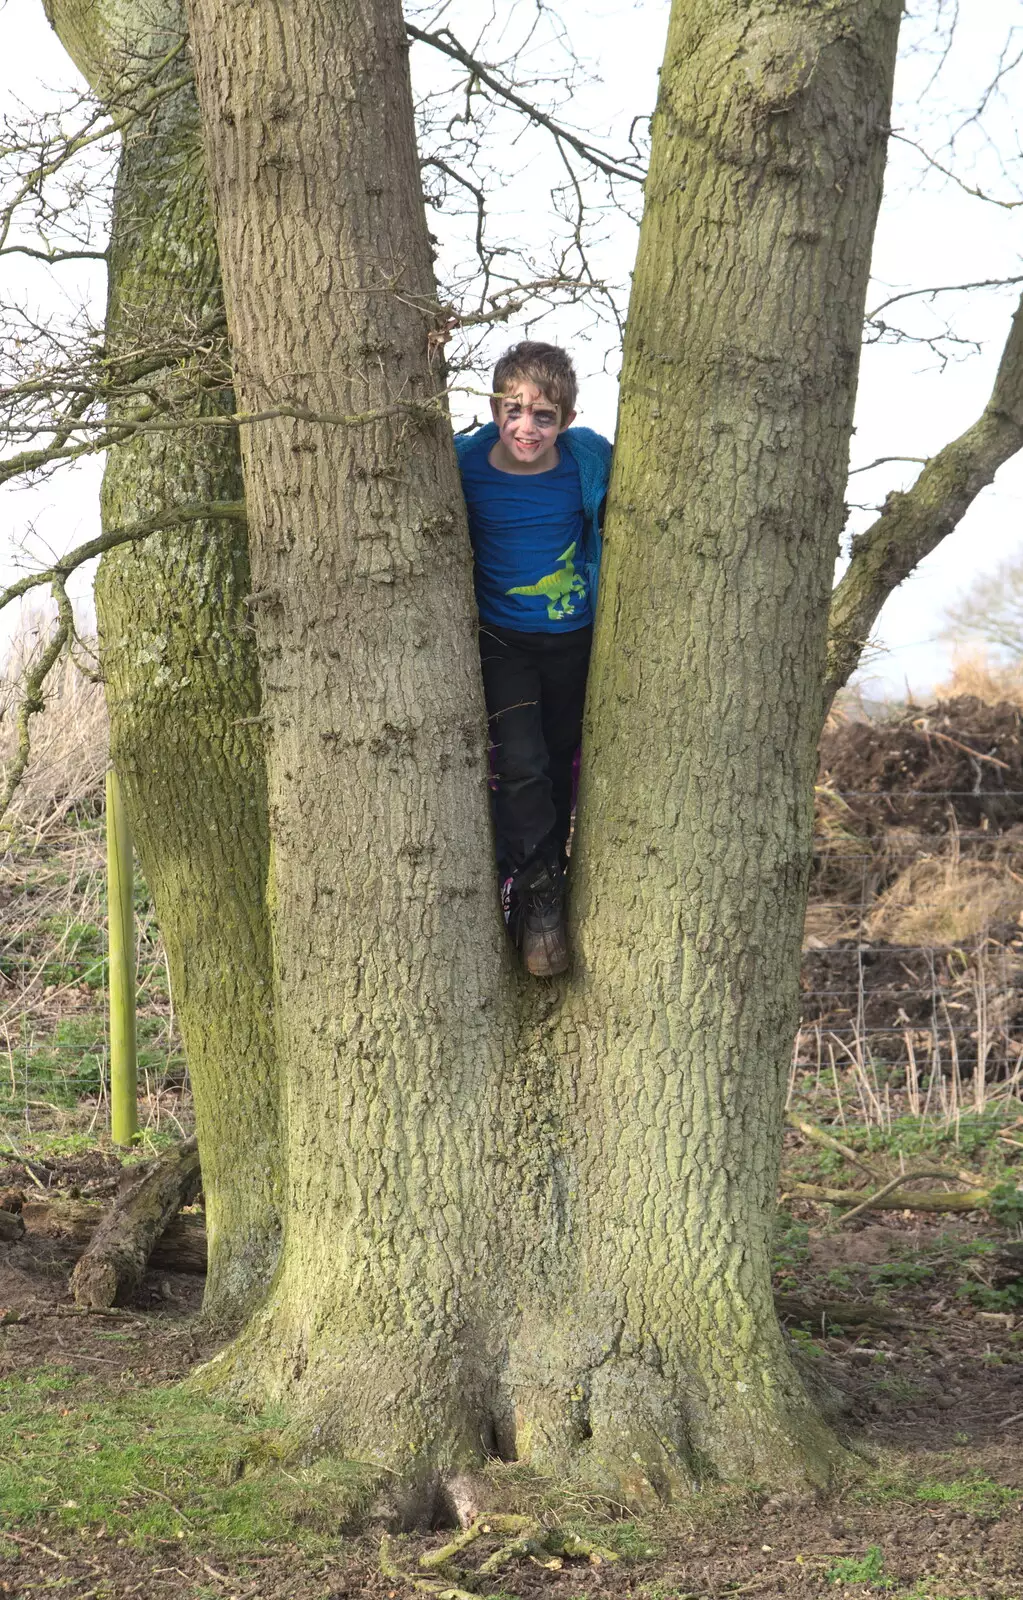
[838,1169,950,1225]
[785,1112,885,1181]
[134,1482,193,1526]
[781,1176,995,1216]
[406,25,645,185]
[911,724,1011,771]
[1,1532,67,1561]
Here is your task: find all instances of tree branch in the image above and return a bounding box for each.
[0,500,246,614]
[824,290,1023,707]
[406,24,645,186]
[0,579,74,826]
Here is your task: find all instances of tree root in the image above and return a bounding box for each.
[381,1515,619,1596]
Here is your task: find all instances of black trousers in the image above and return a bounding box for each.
[478,622,593,878]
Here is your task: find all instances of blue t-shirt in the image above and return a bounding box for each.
[460,446,591,632]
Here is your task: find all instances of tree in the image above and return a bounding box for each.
[41,0,280,1323]
[10,0,1023,1509]
[179,0,904,1503]
[941,557,1023,663]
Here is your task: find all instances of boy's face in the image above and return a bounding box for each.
[490,379,576,472]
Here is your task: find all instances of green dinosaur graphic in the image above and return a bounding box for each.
[506,542,587,621]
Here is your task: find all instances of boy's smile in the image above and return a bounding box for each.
[489,381,576,474]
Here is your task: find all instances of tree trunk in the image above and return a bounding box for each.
[178,0,907,1502]
[185,0,517,1505]
[508,0,903,1494]
[43,0,281,1321]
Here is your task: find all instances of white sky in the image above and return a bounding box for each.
[2,0,1021,701]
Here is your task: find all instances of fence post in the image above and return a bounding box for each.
[106,766,138,1146]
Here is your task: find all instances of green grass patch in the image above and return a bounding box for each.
[0,1015,109,1111]
[0,1368,377,1551]
[913,1471,1019,1513]
[0,1014,185,1124]
[827,1543,892,1588]
[857,1465,1019,1516]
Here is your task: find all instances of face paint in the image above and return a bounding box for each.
[489,380,575,473]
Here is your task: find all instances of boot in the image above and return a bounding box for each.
[514,856,568,977]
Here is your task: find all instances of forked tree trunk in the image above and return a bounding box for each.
[181,0,905,1503]
[44,0,280,1320]
[185,0,517,1504]
[507,0,902,1491]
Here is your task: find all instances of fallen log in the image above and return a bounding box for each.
[774,1294,903,1331]
[68,1137,202,1307]
[21,1198,207,1274]
[782,1177,993,1214]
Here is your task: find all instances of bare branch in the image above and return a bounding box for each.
[0,395,447,486]
[0,67,193,251]
[867,275,1023,321]
[890,132,1023,210]
[824,290,1023,708]
[848,455,928,476]
[0,579,74,826]
[0,500,246,616]
[406,23,645,186]
[0,244,107,264]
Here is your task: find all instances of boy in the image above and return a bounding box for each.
[455,342,612,977]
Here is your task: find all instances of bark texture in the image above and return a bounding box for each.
[44,0,280,1320]
[509,0,903,1493]
[185,0,515,1497]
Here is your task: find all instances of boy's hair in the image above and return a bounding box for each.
[492,341,577,417]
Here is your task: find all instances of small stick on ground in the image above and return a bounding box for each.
[785,1113,885,1181]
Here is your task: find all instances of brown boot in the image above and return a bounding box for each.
[516,857,569,977]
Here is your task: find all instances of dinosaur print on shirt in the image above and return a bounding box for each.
[506,543,588,622]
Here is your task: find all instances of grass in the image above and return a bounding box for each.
[858,1467,1021,1516]
[827,1544,891,1588]
[0,1368,378,1553]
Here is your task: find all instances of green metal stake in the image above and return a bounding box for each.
[106,766,138,1146]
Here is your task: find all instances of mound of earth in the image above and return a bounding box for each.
[819,696,1023,839]
[811,698,1023,940]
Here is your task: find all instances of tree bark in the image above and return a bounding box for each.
[69,1137,202,1306]
[185,0,517,1506]
[43,0,281,1320]
[509,0,903,1495]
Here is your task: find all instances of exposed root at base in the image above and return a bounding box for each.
[380,1514,619,1597]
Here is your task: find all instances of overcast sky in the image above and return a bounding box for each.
[2,0,1021,701]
